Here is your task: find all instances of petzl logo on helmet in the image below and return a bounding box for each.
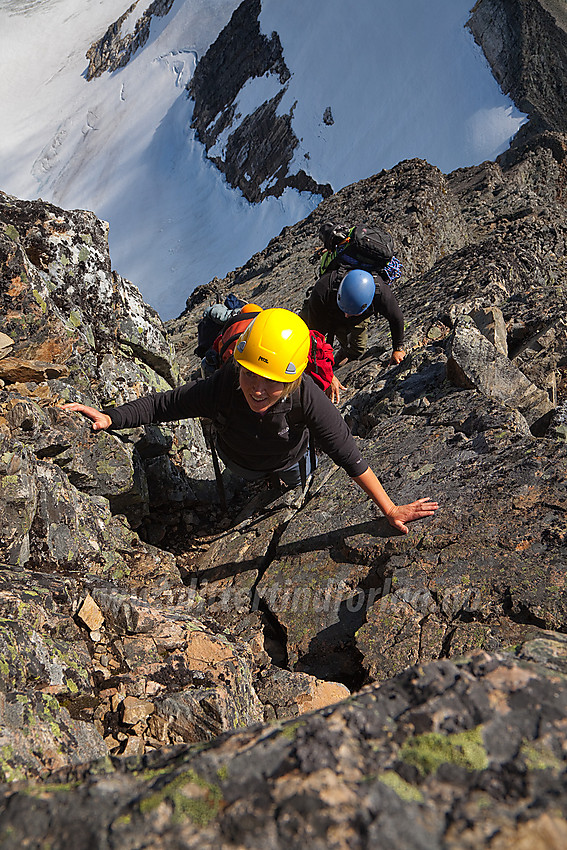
[258,355,269,363]
[285,362,297,374]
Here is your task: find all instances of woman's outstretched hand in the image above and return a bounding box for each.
[354,469,439,534]
[61,403,112,432]
[385,498,439,535]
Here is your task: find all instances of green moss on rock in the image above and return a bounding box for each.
[378,770,424,802]
[31,290,47,313]
[139,770,222,827]
[280,719,307,740]
[400,727,488,776]
[521,740,565,773]
[4,224,20,242]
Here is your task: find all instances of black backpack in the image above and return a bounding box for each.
[318,223,396,277]
[340,225,395,270]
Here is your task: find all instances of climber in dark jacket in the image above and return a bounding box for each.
[300,267,406,367]
[63,309,437,534]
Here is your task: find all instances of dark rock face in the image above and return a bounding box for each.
[86,0,176,80]
[468,0,567,134]
[187,0,332,202]
[189,0,289,138]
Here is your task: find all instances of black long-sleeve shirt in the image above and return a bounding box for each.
[105,364,368,478]
[304,270,405,350]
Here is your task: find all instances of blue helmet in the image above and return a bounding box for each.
[337,269,376,315]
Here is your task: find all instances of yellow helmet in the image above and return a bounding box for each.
[234,308,310,382]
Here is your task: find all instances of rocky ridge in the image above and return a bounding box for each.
[467,0,567,135]
[86,0,176,80]
[167,127,567,691]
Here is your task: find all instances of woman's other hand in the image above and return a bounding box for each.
[326,374,347,404]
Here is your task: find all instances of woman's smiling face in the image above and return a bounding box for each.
[239,366,286,414]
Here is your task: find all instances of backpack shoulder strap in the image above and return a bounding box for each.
[219,331,242,361]
[286,383,306,429]
[202,419,227,509]
[287,381,316,490]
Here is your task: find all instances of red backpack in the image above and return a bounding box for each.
[306,329,335,391]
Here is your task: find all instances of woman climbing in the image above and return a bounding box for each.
[62,309,437,534]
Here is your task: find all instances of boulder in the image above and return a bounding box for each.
[447,314,554,431]
[0,332,13,359]
[0,357,69,383]
[469,305,508,355]
[255,666,350,721]
[0,691,107,782]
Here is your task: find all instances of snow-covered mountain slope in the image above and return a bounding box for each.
[191,0,527,203]
[0,0,526,319]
